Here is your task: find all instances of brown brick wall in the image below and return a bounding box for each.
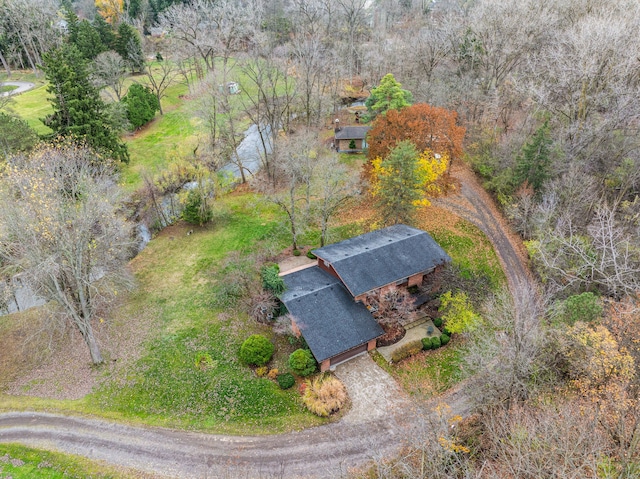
[291,319,301,338]
[408,273,424,287]
[316,258,340,279]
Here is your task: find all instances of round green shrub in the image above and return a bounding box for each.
[421,337,433,350]
[433,317,443,328]
[306,251,317,259]
[277,372,295,389]
[288,349,317,376]
[293,249,301,256]
[239,334,274,366]
[431,336,442,349]
[440,333,451,346]
[442,326,451,336]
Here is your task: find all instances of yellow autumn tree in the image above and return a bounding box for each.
[563,322,635,398]
[370,140,447,225]
[96,0,123,24]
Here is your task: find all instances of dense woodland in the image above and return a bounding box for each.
[1,0,640,477]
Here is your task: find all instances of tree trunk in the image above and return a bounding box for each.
[82,323,104,364]
[0,50,11,76]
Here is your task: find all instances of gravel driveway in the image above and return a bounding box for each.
[0,81,35,96]
[0,357,415,478]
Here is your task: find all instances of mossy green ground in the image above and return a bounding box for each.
[0,443,136,478]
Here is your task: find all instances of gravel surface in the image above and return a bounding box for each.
[0,81,35,96]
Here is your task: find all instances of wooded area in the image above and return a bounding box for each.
[1,0,640,476]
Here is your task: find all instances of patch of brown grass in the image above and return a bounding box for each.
[0,308,57,391]
[301,374,348,417]
[416,205,461,235]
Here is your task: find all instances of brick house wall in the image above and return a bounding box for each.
[316,258,340,279]
[337,138,365,151]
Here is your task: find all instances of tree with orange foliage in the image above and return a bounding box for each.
[96,0,123,25]
[366,103,465,164]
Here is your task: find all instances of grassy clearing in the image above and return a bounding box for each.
[0,443,140,478]
[0,194,322,434]
[418,209,507,292]
[88,194,322,434]
[6,82,52,135]
[0,84,18,93]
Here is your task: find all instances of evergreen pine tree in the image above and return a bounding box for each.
[122,83,159,129]
[514,121,552,193]
[365,73,413,121]
[93,14,117,51]
[74,20,105,60]
[371,140,423,225]
[42,44,129,163]
[63,5,79,45]
[116,23,144,72]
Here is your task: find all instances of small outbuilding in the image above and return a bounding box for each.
[334,125,370,153]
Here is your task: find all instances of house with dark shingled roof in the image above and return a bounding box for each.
[281,224,451,371]
[334,125,370,153]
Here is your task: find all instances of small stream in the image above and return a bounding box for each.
[221,123,273,180]
[0,124,276,317]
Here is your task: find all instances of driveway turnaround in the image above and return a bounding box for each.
[0,81,35,96]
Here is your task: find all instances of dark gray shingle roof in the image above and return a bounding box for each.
[281,266,383,363]
[334,126,370,140]
[313,224,451,297]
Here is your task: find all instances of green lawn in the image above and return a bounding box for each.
[429,219,507,292]
[0,443,135,478]
[87,194,322,434]
[374,341,464,401]
[6,82,52,135]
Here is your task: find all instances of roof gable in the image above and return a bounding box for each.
[313,224,451,297]
[281,267,383,363]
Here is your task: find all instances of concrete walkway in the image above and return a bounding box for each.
[377,320,441,362]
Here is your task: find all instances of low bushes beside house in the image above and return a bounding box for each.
[239,334,274,366]
[391,339,424,362]
[301,374,348,417]
[289,349,317,376]
[277,372,296,389]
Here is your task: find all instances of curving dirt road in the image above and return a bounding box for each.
[0,164,525,478]
[436,161,534,296]
[0,81,35,97]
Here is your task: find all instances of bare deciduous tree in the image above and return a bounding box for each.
[144,59,178,115]
[463,284,545,409]
[313,154,359,247]
[0,144,134,364]
[91,51,127,101]
[239,55,297,181]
